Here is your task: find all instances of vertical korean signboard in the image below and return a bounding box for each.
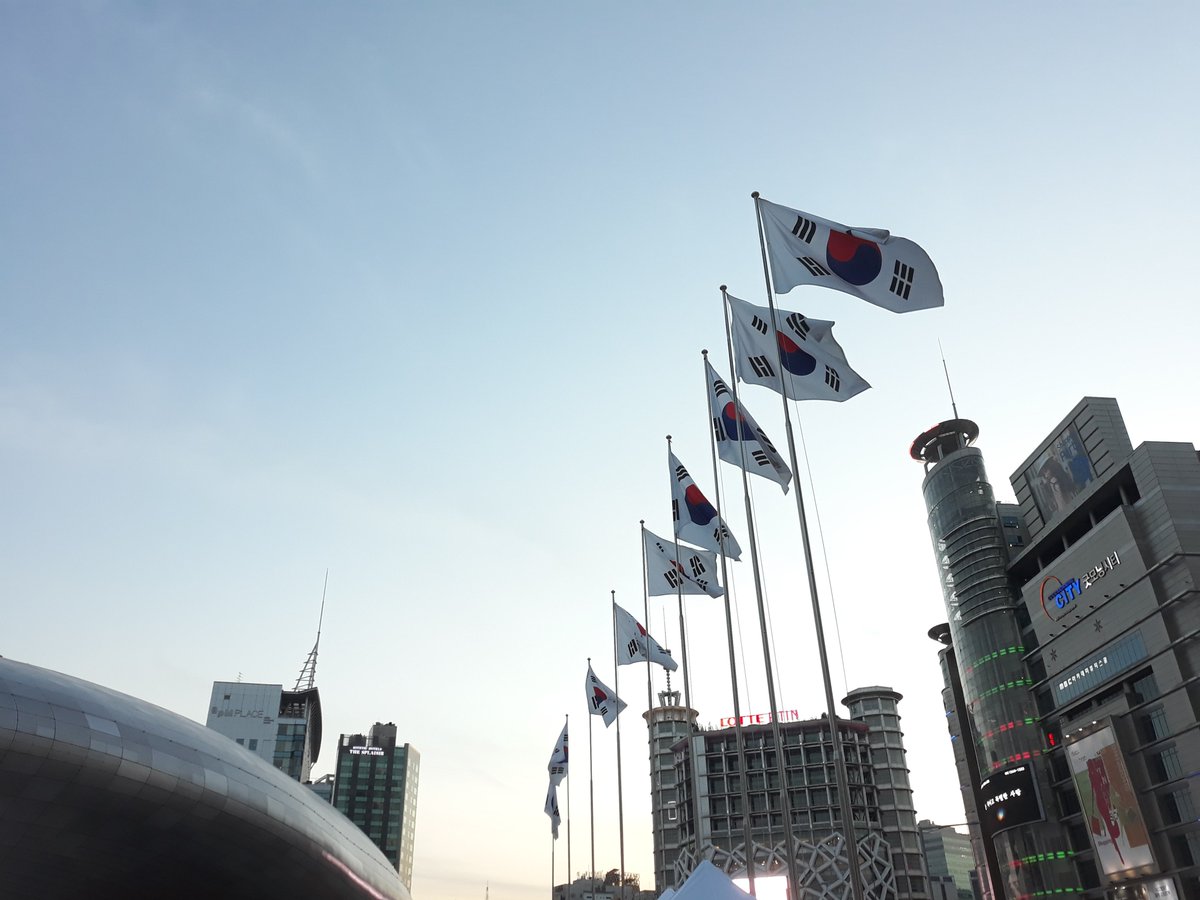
[1066,722,1155,879]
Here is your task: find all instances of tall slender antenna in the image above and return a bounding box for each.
[293,569,328,691]
[938,338,960,419]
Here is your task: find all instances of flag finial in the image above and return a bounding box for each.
[751,191,760,199]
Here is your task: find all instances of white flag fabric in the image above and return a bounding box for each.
[547,720,568,787]
[759,198,944,313]
[669,450,742,560]
[585,665,626,727]
[544,783,561,839]
[643,527,723,598]
[614,603,678,671]
[705,360,792,492]
[728,294,869,403]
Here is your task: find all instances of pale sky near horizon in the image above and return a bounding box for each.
[3,4,1198,899]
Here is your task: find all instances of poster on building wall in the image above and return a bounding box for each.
[1025,424,1094,522]
[1065,723,1155,878]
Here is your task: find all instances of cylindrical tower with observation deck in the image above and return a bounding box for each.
[911,420,1079,899]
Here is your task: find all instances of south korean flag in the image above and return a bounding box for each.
[705,360,792,493]
[758,197,944,313]
[728,293,869,403]
[584,665,626,727]
[669,449,743,560]
[642,527,723,598]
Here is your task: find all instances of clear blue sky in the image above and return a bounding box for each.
[3,4,1197,899]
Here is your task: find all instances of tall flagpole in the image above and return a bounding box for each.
[638,521,658,891]
[688,409,758,895]
[588,657,597,889]
[662,500,704,879]
[669,434,757,894]
[611,591,627,894]
[707,346,801,899]
[567,714,572,890]
[749,194,866,900]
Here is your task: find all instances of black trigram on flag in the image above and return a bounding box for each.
[662,568,684,590]
[625,638,639,659]
[798,257,830,277]
[755,427,779,454]
[686,554,707,578]
[549,764,566,778]
[673,464,688,483]
[712,523,734,545]
[750,450,772,469]
[749,314,770,336]
[785,312,810,341]
[825,365,841,392]
[671,499,679,523]
[790,215,816,244]
[747,355,775,379]
[711,416,726,444]
[713,378,731,398]
[890,260,915,300]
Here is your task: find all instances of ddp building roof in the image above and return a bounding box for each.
[0,657,410,900]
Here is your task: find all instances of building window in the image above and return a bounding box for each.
[1129,671,1160,704]
[236,738,244,746]
[1139,707,1170,744]
[248,738,258,751]
[1155,747,1184,782]
[1160,788,1196,825]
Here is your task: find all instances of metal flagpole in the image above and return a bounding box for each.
[566,714,572,891]
[689,412,758,895]
[611,591,627,894]
[663,506,704,878]
[748,194,866,900]
[552,828,555,900]
[707,341,801,900]
[639,522,658,890]
[588,657,597,889]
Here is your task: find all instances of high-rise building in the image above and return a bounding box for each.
[643,686,699,891]
[912,398,1200,899]
[668,692,930,900]
[333,723,420,890]
[844,687,931,899]
[205,680,322,783]
[918,820,977,900]
[204,610,326,784]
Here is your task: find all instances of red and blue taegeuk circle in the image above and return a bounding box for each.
[826,230,882,285]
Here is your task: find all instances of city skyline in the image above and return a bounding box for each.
[3,4,1198,899]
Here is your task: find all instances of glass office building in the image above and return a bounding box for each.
[333,722,420,890]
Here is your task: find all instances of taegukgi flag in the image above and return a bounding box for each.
[544,783,561,839]
[728,293,869,402]
[643,527,723,598]
[758,197,944,313]
[547,720,568,786]
[705,360,792,492]
[585,665,626,727]
[614,603,677,671]
[669,450,742,560]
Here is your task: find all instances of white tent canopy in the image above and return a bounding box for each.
[672,861,753,900]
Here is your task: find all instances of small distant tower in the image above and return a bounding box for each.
[643,682,697,891]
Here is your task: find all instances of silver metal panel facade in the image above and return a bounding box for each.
[0,658,408,900]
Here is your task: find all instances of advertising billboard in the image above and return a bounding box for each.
[1066,722,1155,878]
[1025,423,1094,522]
[978,763,1043,839]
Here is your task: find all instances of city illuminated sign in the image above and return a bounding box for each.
[1040,550,1121,620]
[718,709,801,728]
[349,745,385,756]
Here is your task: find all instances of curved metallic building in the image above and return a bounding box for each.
[0,657,409,900]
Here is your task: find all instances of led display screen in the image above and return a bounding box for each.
[978,764,1043,839]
